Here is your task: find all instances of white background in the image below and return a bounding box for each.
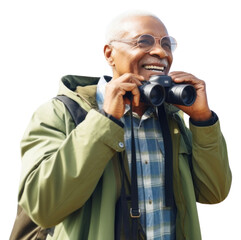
[1,0,240,239]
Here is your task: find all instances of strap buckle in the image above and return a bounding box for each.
[130,208,141,218]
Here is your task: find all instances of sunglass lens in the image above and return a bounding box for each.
[137,35,155,50]
[161,36,177,52]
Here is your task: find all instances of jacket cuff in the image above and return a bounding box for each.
[190,111,218,127]
[99,109,124,128]
[190,117,222,146]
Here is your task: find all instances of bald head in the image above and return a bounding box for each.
[105,12,166,44]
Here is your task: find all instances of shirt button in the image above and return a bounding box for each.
[174,128,179,134]
[118,142,124,148]
[145,160,148,164]
[149,199,152,204]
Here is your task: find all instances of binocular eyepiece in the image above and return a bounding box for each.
[137,75,196,107]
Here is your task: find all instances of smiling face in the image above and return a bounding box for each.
[105,15,173,80]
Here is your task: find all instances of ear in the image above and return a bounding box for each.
[104,44,115,67]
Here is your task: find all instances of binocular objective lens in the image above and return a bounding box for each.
[149,85,165,106]
[181,86,196,106]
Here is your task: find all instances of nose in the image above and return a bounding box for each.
[149,40,170,58]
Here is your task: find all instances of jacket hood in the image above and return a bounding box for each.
[61,75,100,90]
[57,75,100,110]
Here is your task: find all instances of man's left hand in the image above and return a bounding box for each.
[169,71,212,122]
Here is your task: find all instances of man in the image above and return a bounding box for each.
[17,13,231,239]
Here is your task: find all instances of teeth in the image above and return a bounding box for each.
[144,65,165,71]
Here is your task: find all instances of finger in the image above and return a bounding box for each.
[169,71,191,77]
[118,73,144,86]
[169,72,200,84]
[120,82,140,106]
[169,71,194,80]
[119,82,139,93]
[131,87,140,106]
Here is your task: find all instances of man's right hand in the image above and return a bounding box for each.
[103,73,144,119]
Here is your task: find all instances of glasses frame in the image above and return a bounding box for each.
[109,34,177,53]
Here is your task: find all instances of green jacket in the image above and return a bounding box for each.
[18,75,232,240]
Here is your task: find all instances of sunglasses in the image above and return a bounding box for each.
[110,34,177,53]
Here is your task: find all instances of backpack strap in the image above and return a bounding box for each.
[55,95,88,126]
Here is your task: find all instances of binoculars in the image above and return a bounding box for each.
[137,75,196,107]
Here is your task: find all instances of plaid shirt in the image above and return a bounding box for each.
[96,76,176,240]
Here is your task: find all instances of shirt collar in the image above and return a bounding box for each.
[96,75,111,110]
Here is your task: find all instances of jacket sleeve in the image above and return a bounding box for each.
[18,99,125,228]
[189,119,232,204]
